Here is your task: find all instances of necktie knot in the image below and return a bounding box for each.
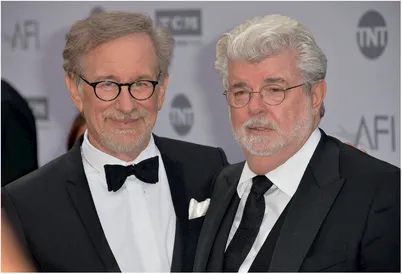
[104,156,159,192]
[251,175,273,200]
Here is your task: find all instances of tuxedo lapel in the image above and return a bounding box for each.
[269,131,345,272]
[207,193,240,271]
[64,137,120,272]
[193,162,244,271]
[154,136,189,272]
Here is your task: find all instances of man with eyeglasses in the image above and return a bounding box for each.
[193,14,400,272]
[1,11,228,272]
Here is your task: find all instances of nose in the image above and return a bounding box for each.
[247,91,267,115]
[115,86,137,113]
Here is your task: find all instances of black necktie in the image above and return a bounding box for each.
[104,156,159,192]
[223,175,273,272]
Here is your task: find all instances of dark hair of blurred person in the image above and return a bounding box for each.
[66,113,86,150]
[1,79,38,186]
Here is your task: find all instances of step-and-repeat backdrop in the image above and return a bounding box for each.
[1,1,400,167]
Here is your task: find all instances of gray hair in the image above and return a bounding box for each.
[215,14,327,117]
[63,11,174,82]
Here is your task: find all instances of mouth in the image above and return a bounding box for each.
[246,126,273,134]
[109,117,142,128]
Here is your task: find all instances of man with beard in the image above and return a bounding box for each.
[193,14,400,272]
[1,11,228,272]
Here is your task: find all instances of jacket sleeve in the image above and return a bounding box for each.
[359,168,400,271]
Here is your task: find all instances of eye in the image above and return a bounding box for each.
[233,90,248,97]
[264,85,283,93]
[133,81,152,88]
[98,81,116,90]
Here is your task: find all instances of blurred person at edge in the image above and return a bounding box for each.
[1,79,38,186]
[67,113,87,150]
[1,212,36,272]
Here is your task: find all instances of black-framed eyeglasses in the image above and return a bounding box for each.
[79,72,161,102]
[223,83,305,108]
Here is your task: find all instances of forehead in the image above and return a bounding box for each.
[83,33,158,80]
[227,49,299,86]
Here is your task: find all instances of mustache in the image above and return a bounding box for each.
[101,109,148,121]
[242,116,279,131]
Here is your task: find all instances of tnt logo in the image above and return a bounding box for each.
[169,94,194,136]
[155,9,202,36]
[356,10,387,59]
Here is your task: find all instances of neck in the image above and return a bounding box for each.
[245,127,317,175]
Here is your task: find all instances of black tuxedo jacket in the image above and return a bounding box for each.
[1,79,38,186]
[2,135,228,272]
[194,129,400,272]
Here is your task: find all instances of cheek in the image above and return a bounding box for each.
[85,108,101,130]
[280,101,309,129]
[83,100,109,129]
[230,108,243,127]
[140,98,158,114]
[269,106,294,130]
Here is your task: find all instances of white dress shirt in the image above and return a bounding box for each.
[226,128,321,272]
[81,131,176,272]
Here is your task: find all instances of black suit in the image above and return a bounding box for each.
[1,79,38,186]
[194,129,400,272]
[2,135,228,272]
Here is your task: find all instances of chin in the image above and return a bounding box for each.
[243,139,285,157]
[103,139,145,155]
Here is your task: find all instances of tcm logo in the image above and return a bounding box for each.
[155,9,202,36]
[2,20,40,50]
[338,115,396,152]
[27,97,48,121]
[169,94,194,136]
[356,10,387,59]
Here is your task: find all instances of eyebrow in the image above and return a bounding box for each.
[91,74,156,82]
[230,77,287,89]
[263,77,287,84]
[89,74,119,82]
[230,82,248,89]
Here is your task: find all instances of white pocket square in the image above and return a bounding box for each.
[188,198,210,220]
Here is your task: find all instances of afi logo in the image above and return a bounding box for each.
[355,115,396,151]
[156,10,202,35]
[356,10,388,59]
[337,115,397,152]
[3,20,40,50]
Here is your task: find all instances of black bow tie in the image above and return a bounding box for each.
[104,156,159,192]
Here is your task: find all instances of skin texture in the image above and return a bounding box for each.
[228,49,326,174]
[65,33,168,162]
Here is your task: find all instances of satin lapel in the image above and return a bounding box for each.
[64,137,120,272]
[193,162,244,271]
[269,130,345,272]
[154,139,189,272]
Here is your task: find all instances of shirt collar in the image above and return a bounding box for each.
[238,128,321,198]
[81,130,158,173]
